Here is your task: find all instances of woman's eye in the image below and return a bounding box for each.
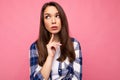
[45,16,50,19]
[56,15,60,18]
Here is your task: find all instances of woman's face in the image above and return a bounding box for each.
[44,6,61,34]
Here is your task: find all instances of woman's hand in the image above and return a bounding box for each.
[46,34,61,57]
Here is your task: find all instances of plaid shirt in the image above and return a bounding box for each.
[30,38,82,80]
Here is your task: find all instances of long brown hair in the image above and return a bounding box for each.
[36,2,75,66]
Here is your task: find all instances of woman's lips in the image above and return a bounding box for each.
[51,26,58,30]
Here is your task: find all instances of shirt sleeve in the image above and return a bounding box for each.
[72,38,82,80]
[29,42,44,80]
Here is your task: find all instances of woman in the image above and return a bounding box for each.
[30,1,82,80]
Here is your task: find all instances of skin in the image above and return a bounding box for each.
[44,6,61,35]
[40,6,62,80]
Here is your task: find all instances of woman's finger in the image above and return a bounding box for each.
[49,34,54,43]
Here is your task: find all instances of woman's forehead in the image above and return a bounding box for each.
[44,6,58,14]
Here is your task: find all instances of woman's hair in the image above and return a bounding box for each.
[36,1,75,66]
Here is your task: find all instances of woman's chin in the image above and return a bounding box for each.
[50,31,60,34]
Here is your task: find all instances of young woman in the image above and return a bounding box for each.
[30,1,82,80]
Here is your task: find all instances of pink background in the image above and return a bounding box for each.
[0,0,120,80]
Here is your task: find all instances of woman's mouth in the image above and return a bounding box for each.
[51,26,58,30]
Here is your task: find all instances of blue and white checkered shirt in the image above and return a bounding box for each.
[30,38,82,80]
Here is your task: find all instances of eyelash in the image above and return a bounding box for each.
[45,16,50,19]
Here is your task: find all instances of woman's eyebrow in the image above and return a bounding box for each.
[44,13,50,15]
[44,12,59,16]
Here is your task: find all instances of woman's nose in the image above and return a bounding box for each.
[51,17,56,24]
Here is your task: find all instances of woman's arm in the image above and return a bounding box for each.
[41,34,61,79]
[40,55,54,80]
[30,34,61,80]
[30,43,54,80]
[30,42,44,80]
[72,38,82,80]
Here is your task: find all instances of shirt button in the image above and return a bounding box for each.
[58,69,61,72]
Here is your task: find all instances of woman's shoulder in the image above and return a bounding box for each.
[30,41,37,50]
[71,37,79,42]
[29,41,39,56]
[71,37,80,45]
[70,37,81,50]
